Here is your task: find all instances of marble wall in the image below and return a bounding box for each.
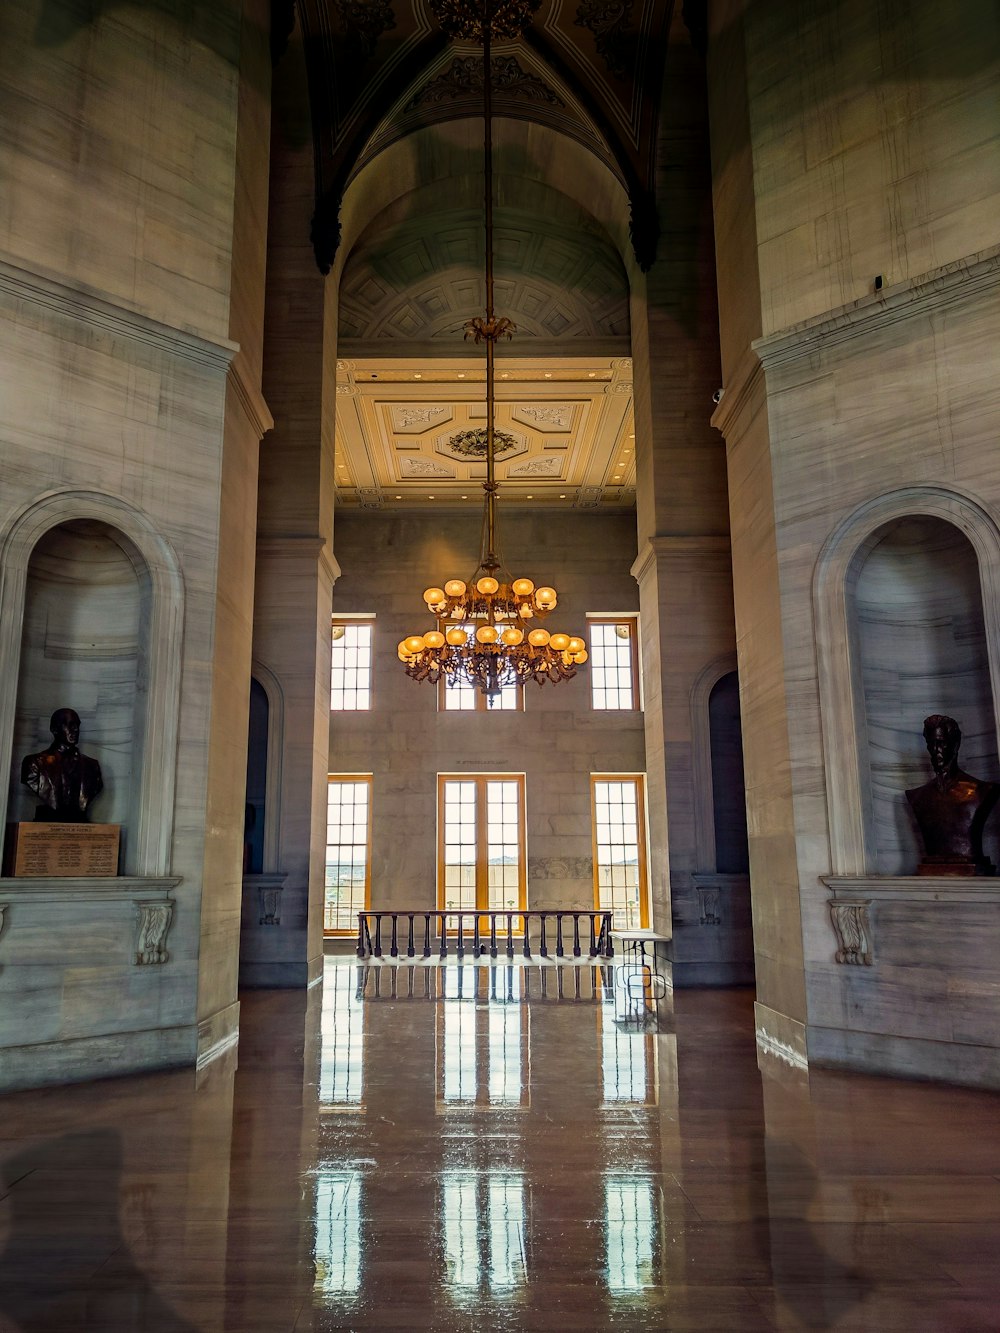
[708,0,1000,1082]
[0,0,272,1088]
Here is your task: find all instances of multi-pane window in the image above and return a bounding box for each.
[325,777,371,934]
[592,775,649,931]
[441,675,521,711]
[439,775,526,927]
[438,627,522,710]
[331,620,373,710]
[588,617,639,710]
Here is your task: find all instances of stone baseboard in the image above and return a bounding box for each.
[808,1024,1000,1091]
[0,1023,196,1093]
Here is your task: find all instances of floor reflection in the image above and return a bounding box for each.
[3,960,1000,1329]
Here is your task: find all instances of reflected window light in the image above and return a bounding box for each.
[437,968,529,1109]
[442,1175,480,1290]
[320,965,364,1107]
[487,1175,527,1291]
[314,1170,362,1295]
[488,970,522,1106]
[605,1176,656,1292]
[443,989,477,1104]
[598,989,657,1105]
[442,1172,527,1297]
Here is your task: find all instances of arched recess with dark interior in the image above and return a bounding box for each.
[7,520,147,870]
[244,677,269,877]
[708,671,750,877]
[849,514,1000,876]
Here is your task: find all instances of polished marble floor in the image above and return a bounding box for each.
[2,959,1000,1330]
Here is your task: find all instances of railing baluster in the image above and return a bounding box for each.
[390,914,399,958]
[572,912,581,957]
[522,911,531,958]
[588,913,597,959]
[423,914,431,959]
[506,912,514,960]
[457,913,465,959]
[473,913,481,959]
[555,913,564,959]
[373,914,383,959]
[490,914,498,959]
[603,912,614,958]
[407,914,415,958]
[539,913,548,958]
[439,911,447,959]
[357,912,365,959]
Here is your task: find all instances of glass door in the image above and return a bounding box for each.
[439,775,526,933]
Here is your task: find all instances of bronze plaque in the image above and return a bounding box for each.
[10,823,120,877]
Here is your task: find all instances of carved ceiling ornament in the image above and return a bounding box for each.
[408,55,564,109]
[574,0,636,80]
[428,0,540,41]
[447,427,517,457]
[333,1,396,58]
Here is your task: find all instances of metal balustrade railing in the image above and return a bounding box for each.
[356,909,614,962]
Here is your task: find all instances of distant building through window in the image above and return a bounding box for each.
[324,776,371,934]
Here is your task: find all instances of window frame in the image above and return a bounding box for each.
[590,773,650,931]
[324,774,373,936]
[330,615,375,712]
[437,773,528,924]
[586,614,641,712]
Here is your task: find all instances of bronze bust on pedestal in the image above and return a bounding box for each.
[20,708,104,823]
[905,714,999,876]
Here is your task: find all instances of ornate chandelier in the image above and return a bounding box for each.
[398,0,587,698]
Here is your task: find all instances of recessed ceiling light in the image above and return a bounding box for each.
[414,373,421,379]
[461,494,468,499]
[629,433,635,438]
[457,373,465,378]
[501,373,509,379]
[395,494,401,499]
[428,494,434,499]
[559,493,566,498]
[588,372,595,378]
[544,372,552,379]
[526,494,533,499]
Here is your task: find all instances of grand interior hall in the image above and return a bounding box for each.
[1,0,1000,1329]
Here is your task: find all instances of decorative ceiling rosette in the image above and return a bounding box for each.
[428,0,540,42]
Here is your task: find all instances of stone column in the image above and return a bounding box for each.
[628,9,738,978]
[243,17,338,987]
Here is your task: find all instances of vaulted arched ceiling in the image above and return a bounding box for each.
[282,0,695,273]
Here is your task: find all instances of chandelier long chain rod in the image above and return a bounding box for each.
[482,5,498,566]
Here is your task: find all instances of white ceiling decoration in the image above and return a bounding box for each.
[334,356,635,510]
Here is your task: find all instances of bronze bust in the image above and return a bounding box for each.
[905,714,999,876]
[21,708,104,823]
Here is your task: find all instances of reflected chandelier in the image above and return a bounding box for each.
[398,0,587,698]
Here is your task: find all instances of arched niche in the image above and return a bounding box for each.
[816,487,1000,875]
[8,521,144,851]
[852,516,999,874]
[0,491,183,877]
[708,671,750,876]
[246,660,284,877]
[244,678,269,876]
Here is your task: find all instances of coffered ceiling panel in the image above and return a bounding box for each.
[335,357,635,511]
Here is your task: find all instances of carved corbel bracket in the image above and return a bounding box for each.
[697,885,721,926]
[259,884,283,926]
[135,900,173,965]
[829,899,873,966]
